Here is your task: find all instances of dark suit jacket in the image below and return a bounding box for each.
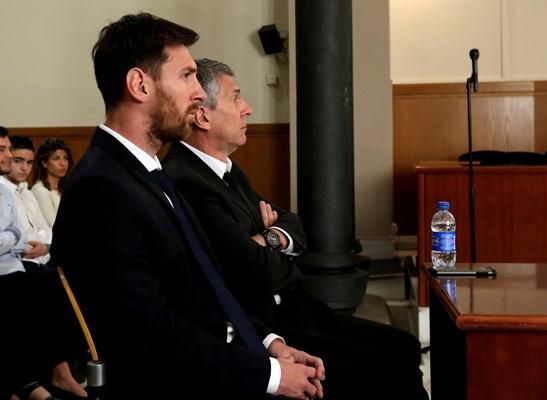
[163,141,304,323]
[162,143,430,400]
[51,129,270,399]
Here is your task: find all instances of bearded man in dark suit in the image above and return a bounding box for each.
[51,13,324,400]
[163,58,429,400]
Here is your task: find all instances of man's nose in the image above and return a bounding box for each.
[192,80,207,104]
[242,101,253,118]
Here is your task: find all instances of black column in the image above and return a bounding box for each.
[295,0,367,310]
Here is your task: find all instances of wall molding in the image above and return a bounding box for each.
[8,123,289,139]
[8,126,95,138]
[393,80,546,97]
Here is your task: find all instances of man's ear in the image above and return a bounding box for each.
[193,106,211,131]
[126,68,150,102]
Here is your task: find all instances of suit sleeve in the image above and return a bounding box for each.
[0,189,26,255]
[174,176,303,297]
[256,193,306,253]
[232,164,307,253]
[51,176,270,395]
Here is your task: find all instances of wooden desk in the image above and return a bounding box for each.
[417,163,547,305]
[426,263,547,400]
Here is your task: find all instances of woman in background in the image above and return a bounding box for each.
[31,139,73,227]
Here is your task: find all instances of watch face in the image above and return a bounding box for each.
[265,230,281,249]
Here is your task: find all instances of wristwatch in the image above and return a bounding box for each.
[261,229,281,251]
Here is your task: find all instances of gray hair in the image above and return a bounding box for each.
[195,58,234,109]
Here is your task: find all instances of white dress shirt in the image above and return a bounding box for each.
[0,182,26,275]
[0,177,52,265]
[100,125,282,393]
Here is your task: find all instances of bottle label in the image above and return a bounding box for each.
[432,231,456,252]
[442,279,457,303]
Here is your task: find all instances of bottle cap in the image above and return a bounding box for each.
[437,201,449,210]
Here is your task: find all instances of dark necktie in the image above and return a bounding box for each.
[222,170,239,191]
[150,169,266,354]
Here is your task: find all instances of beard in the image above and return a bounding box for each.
[149,87,198,145]
[0,161,11,175]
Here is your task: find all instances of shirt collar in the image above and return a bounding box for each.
[17,181,27,193]
[180,141,232,179]
[100,124,162,172]
[0,176,25,193]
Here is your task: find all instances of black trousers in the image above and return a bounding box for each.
[272,289,429,400]
[0,270,83,397]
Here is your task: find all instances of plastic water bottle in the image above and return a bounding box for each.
[431,201,456,270]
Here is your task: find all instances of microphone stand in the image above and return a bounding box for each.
[466,75,477,263]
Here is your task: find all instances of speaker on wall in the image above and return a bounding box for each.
[258,24,284,55]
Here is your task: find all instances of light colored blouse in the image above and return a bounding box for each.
[31,180,61,228]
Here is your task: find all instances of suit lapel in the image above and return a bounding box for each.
[167,142,262,227]
[91,129,188,235]
[93,129,225,270]
[224,167,264,229]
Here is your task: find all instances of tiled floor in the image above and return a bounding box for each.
[353,260,431,397]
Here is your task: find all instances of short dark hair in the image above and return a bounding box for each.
[195,58,234,110]
[10,135,35,152]
[92,12,199,112]
[31,138,74,193]
[0,126,8,138]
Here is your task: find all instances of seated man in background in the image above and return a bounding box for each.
[0,135,52,273]
[0,127,85,400]
[163,59,429,400]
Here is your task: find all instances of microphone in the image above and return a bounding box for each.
[466,49,479,262]
[469,48,479,92]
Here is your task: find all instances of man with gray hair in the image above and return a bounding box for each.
[52,13,325,400]
[163,58,429,399]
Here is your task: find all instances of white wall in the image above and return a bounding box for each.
[503,0,547,79]
[0,0,289,126]
[353,0,393,240]
[390,0,547,83]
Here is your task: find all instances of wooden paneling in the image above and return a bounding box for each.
[8,126,95,163]
[230,123,290,209]
[417,163,547,305]
[394,81,547,235]
[8,123,290,209]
